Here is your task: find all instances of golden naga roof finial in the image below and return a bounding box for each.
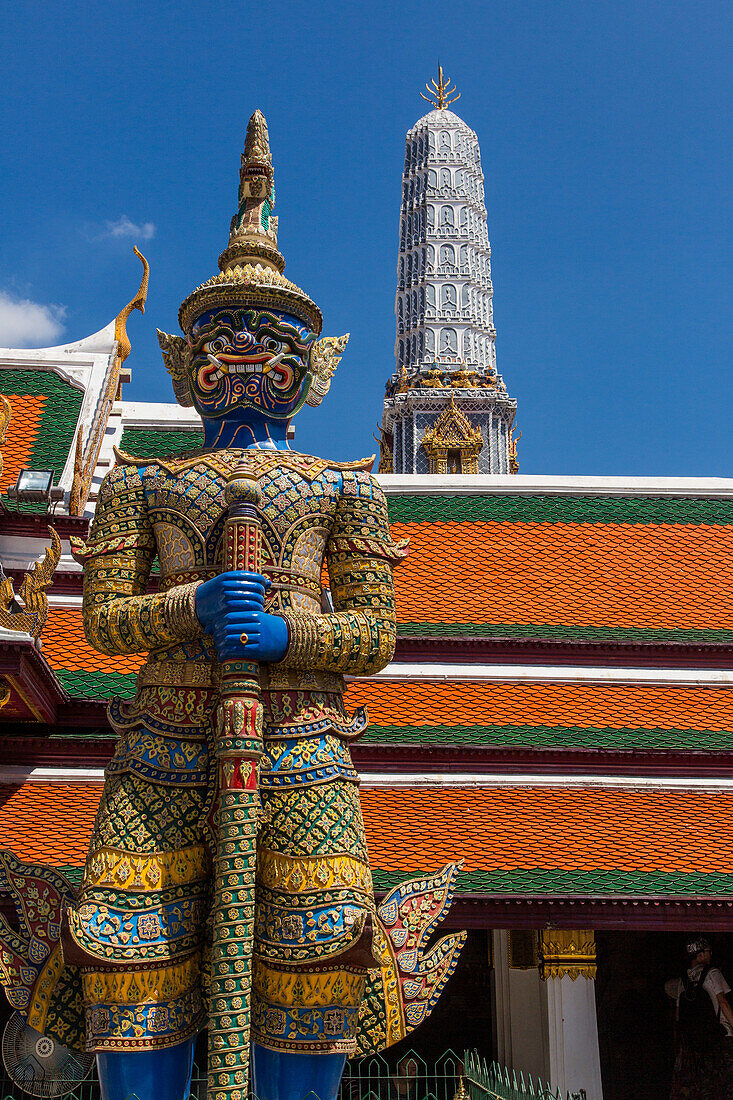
[114,246,150,364]
[421,64,461,110]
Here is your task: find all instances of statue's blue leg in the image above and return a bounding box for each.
[96,1037,196,1100]
[252,1042,346,1100]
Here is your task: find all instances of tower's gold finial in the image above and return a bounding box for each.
[421,65,461,110]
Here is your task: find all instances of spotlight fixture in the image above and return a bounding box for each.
[6,469,59,505]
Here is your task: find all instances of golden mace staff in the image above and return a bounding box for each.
[208,466,264,1100]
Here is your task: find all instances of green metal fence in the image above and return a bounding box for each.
[0,1048,467,1100]
[0,1047,582,1100]
[341,1048,465,1100]
[463,1051,585,1100]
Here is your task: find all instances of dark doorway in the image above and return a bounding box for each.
[596,930,733,1100]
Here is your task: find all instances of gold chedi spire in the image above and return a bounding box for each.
[179,108,322,334]
[421,65,461,110]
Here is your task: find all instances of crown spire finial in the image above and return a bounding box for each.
[421,65,461,110]
[217,108,285,275]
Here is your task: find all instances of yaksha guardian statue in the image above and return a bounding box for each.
[0,111,464,1100]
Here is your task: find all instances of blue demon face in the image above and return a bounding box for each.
[188,306,317,420]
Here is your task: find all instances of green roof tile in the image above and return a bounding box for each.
[120,427,203,461]
[373,868,733,896]
[387,494,733,525]
[56,669,137,700]
[47,862,733,899]
[0,368,83,502]
[362,723,733,752]
[397,623,733,643]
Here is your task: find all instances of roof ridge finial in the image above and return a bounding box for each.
[114,246,149,364]
[421,64,461,110]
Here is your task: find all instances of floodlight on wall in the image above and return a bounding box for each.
[6,469,58,505]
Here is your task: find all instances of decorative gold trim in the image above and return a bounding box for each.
[157,330,193,409]
[137,661,214,689]
[278,610,321,667]
[26,944,64,1035]
[252,959,366,1009]
[0,527,61,638]
[83,845,208,891]
[82,954,200,1005]
[257,852,372,895]
[509,428,521,475]
[179,263,322,334]
[539,929,596,981]
[376,922,407,1047]
[163,581,204,639]
[69,427,84,516]
[305,334,349,408]
[0,394,11,486]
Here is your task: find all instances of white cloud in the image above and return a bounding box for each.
[104,215,155,241]
[0,293,66,348]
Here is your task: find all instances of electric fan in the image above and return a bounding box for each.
[2,1013,94,1098]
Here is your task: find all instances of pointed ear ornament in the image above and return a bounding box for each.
[306,333,349,408]
[157,330,194,407]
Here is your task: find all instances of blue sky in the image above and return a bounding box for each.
[1,0,730,475]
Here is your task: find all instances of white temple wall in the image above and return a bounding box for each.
[492,930,604,1100]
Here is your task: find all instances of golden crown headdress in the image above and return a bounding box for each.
[159,110,348,409]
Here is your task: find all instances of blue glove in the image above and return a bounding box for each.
[194,571,289,663]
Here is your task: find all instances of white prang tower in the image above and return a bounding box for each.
[379,69,518,475]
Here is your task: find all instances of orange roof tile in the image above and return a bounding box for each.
[390,520,733,632]
[360,786,733,876]
[0,395,46,492]
[346,679,733,733]
[41,607,144,676]
[0,783,101,865]
[3,781,733,896]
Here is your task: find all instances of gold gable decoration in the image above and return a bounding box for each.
[539,929,597,981]
[0,528,61,639]
[114,247,150,365]
[421,395,483,474]
[509,428,521,475]
[70,249,150,517]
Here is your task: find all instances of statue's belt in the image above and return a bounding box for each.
[137,661,345,695]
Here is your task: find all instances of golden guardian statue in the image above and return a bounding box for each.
[0,109,464,1100]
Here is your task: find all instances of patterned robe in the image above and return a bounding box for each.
[66,448,403,1055]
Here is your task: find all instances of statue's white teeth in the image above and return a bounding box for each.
[262,349,286,375]
[206,353,226,380]
[228,362,259,375]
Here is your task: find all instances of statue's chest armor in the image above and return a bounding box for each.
[140,453,342,594]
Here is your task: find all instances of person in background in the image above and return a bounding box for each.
[665,936,733,1098]
[388,1058,419,1100]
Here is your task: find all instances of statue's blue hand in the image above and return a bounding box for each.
[194,571,289,662]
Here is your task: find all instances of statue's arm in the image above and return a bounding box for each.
[78,464,201,656]
[278,470,406,676]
